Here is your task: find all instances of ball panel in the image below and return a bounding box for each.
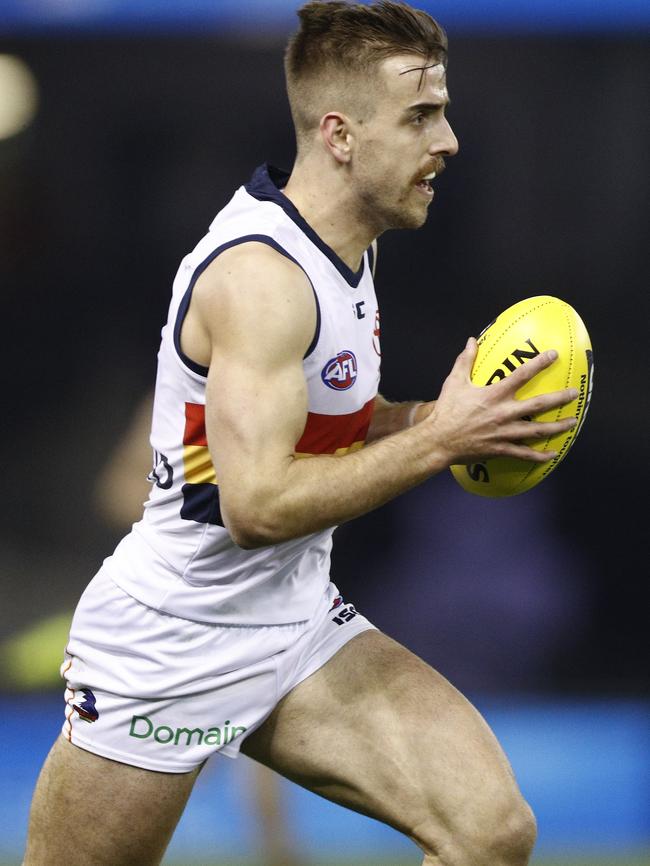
[450,296,593,497]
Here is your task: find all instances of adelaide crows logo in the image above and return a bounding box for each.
[321,350,357,391]
[72,688,99,723]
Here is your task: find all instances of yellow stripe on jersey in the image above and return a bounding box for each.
[183,444,217,485]
[294,439,365,459]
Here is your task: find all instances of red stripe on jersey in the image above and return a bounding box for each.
[184,398,376,455]
[295,398,375,455]
[184,403,207,446]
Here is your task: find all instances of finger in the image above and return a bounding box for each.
[484,442,557,463]
[451,336,478,380]
[492,443,559,463]
[507,416,577,442]
[516,387,579,417]
[496,349,560,392]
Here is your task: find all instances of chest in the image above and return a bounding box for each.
[304,270,381,415]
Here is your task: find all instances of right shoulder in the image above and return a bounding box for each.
[193,240,317,359]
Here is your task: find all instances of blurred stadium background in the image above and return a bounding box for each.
[0,1,648,864]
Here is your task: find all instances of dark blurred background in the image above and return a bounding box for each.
[0,1,648,861]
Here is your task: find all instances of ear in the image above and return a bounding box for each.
[319,113,353,164]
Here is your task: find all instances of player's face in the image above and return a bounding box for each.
[352,55,458,231]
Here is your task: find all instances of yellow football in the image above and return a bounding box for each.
[450,295,593,497]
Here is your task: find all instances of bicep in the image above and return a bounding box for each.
[194,244,316,519]
[206,344,308,491]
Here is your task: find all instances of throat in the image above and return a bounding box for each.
[282,172,375,271]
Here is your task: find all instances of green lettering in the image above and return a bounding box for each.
[129,715,247,747]
[229,726,247,742]
[154,725,174,744]
[174,727,204,747]
[129,715,153,739]
[203,727,222,746]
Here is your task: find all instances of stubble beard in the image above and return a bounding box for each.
[354,165,430,234]
[355,187,428,236]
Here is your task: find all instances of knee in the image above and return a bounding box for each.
[485,797,537,865]
[416,791,537,866]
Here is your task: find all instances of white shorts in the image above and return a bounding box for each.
[61,568,375,773]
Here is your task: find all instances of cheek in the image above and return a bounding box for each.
[355,139,414,198]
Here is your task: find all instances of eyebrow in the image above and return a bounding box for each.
[404,99,451,115]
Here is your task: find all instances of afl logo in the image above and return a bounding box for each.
[321,350,358,391]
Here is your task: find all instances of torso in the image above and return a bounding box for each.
[103,163,381,626]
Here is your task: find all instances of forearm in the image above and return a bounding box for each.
[224,421,447,548]
[366,394,435,442]
[216,339,577,550]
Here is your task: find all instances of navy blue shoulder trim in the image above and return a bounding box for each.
[366,243,375,277]
[173,233,321,377]
[245,163,365,289]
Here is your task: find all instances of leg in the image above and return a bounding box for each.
[250,760,305,866]
[24,736,200,865]
[242,631,536,866]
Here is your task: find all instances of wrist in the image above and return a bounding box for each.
[406,400,434,427]
[406,402,422,428]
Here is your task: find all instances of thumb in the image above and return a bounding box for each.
[452,336,478,380]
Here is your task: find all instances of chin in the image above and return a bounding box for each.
[390,207,429,231]
[363,194,429,233]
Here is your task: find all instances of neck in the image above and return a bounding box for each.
[282,154,378,272]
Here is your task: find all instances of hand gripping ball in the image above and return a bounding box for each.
[450,296,593,497]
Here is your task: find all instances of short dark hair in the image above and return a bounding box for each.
[285,1,448,148]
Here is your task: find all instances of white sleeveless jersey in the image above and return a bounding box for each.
[105,164,381,625]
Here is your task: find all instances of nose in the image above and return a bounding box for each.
[431,116,459,157]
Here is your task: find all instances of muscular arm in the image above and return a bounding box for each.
[194,244,576,549]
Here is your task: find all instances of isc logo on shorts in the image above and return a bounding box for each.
[332,603,358,627]
[321,350,357,390]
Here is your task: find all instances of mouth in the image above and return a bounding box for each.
[414,164,443,198]
[415,170,436,197]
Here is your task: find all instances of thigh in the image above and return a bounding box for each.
[24,736,200,866]
[241,630,523,850]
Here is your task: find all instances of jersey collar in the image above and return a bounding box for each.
[244,163,366,289]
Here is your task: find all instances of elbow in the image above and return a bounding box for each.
[228,524,277,550]
[221,498,287,550]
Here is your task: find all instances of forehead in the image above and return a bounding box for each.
[377,54,449,104]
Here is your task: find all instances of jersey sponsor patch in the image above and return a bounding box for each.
[128,714,246,748]
[321,350,358,391]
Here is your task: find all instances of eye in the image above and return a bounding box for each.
[412,112,425,125]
